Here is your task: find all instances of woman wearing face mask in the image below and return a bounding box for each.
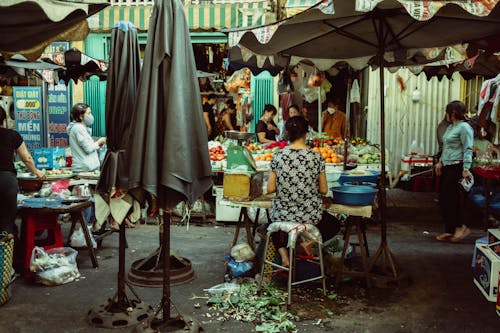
[435,101,473,242]
[256,104,279,143]
[67,103,106,173]
[322,99,347,139]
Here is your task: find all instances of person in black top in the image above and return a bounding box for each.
[203,93,217,140]
[0,107,45,234]
[256,104,279,143]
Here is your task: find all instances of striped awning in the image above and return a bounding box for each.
[284,0,321,16]
[92,2,270,32]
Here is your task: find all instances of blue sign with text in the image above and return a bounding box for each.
[14,86,43,152]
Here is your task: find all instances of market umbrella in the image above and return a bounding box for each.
[0,0,108,61]
[87,22,150,329]
[56,48,108,84]
[127,0,212,330]
[228,0,500,281]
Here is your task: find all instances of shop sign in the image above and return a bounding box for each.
[41,42,71,147]
[13,86,43,152]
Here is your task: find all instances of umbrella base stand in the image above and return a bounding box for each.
[132,314,203,333]
[128,247,195,287]
[87,288,153,329]
[368,240,405,286]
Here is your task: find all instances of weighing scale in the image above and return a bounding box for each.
[224,131,257,172]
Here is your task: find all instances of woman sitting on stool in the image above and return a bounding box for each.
[266,116,339,266]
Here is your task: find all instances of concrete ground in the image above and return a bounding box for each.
[1,189,499,333]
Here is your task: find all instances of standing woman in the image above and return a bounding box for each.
[67,103,106,173]
[267,116,328,266]
[435,101,473,242]
[256,104,280,143]
[0,107,45,234]
[214,99,238,137]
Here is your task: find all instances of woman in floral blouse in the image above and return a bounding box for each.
[267,116,328,266]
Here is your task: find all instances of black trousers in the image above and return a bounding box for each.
[0,171,19,234]
[439,164,464,234]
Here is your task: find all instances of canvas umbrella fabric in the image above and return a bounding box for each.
[0,0,108,61]
[126,0,212,330]
[227,0,500,279]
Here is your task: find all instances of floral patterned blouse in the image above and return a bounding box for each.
[270,147,325,225]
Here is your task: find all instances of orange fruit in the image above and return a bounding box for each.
[265,156,273,161]
[325,158,332,163]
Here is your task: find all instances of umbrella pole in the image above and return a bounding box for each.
[318,86,322,134]
[161,209,171,320]
[368,55,401,282]
[343,78,351,170]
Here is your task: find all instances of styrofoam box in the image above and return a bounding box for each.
[213,186,241,222]
[473,244,500,302]
[488,228,500,244]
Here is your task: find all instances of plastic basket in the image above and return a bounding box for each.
[331,186,378,206]
[0,233,14,306]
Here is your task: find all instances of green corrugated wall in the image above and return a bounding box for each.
[250,71,274,132]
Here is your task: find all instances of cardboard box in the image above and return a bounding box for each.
[33,147,66,169]
[473,244,500,302]
[223,172,263,201]
[488,229,500,245]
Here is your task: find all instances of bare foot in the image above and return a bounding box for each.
[278,247,290,267]
[300,240,317,256]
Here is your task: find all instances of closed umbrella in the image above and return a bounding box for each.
[228,0,500,281]
[127,0,212,330]
[0,0,108,61]
[87,22,151,329]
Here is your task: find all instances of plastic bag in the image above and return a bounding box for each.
[225,255,253,277]
[30,247,80,286]
[69,225,97,248]
[205,282,240,295]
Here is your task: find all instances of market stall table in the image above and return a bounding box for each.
[18,199,98,271]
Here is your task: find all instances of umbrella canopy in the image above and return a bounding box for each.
[57,48,108,84]
[97,21,141,194]
[127,0,213,209]
[0,0,108,61]
[229,0,500,67]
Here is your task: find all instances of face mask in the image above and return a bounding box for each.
[264,115,270,122]
[84,114,94,126]
[327,107,335,114]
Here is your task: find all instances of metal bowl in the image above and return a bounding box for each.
[224,131,256,141]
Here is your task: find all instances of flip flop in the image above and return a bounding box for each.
[450,228,471,243]
[436,233,453,241]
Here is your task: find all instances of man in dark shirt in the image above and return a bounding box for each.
[203,93,217,140]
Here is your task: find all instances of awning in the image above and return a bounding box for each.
[92,2,270,32]
[284,0,321,16]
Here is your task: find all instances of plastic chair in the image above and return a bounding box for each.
[258,222,326,305]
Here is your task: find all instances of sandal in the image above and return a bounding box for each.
[436,233,453,241]
[450,228,471,243]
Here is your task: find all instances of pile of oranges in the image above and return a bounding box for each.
[254,153,274,161]
[313,147,342,164]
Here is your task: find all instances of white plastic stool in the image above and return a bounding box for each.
[258,222,327,305]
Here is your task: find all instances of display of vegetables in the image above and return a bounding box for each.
[209,146,226,161]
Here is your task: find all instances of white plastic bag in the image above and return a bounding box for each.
[69,225,97,249]
[30,247,80,286]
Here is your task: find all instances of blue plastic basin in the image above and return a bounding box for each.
[331,185,378,206]
[23,198,63,208]
[338,170,380,185]
[343,181,377,188]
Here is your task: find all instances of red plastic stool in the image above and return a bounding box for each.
[21,214,64,275]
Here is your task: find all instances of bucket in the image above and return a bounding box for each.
[0,233,14,306]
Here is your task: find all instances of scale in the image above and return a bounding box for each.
[224,131,257,172]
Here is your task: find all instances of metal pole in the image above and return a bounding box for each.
[379,57,387,243]
[117,221,126,305]
[343,78,351,170]
[161,209,171,321]
[318,86,322,134]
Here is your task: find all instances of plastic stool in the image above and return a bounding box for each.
[21,214,64,275]
[258,223,326,305]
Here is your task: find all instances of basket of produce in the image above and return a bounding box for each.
[331,185,378,206]
[17,177,44,192]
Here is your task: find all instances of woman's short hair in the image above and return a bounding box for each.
[285,116,309,142]
[0,106,6,125]
[445,100,466,121]
[71,103,90,122]
[263,104,277,115]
